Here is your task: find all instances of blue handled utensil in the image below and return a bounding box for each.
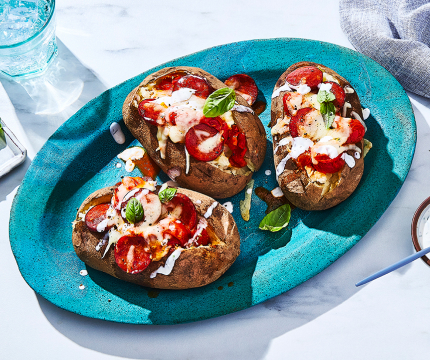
[356,246,430,286]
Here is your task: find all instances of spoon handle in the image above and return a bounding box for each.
[355,246,430,287]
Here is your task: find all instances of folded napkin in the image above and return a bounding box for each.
[340,0,430,98]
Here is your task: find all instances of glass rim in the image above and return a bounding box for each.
[0,0,56,50]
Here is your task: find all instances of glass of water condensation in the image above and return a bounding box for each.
[0,0,57,78]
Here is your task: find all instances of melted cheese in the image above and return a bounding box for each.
[197,132,222,153]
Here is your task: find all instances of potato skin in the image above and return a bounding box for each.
[72,186,240,289]
[122,66,266,199]
[271,62,364,211]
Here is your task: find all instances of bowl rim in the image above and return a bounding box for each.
[0,0,55,50]
[411,196,430,266]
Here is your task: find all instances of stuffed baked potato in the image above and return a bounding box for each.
[122,66,266,199]
[270,62,368,210]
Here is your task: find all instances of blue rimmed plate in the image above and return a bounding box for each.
[9,38,416,324]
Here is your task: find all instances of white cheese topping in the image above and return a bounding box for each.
[196,132,222,154]
[276,154,291,178]
[293,84,311,95]
[354,151,361,159]
[344,86,355,93]
[274,137,292,154]
[362,108,370,120]
[223,202,234,213]
[341,153,356,168]
[150,248,183,278]
[154,88,196,107]
[313,144,339,159]
[289,137,314,159]
[271,187,284,198]
[342,101,352,117]
[204,202,218,218]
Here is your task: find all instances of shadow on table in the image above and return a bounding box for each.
[0,37,107,158]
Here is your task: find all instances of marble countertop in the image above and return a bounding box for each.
[2,0,430,359]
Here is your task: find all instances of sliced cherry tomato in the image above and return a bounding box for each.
[325,81,345,108]
[138,99,165,126]
[133,152,160,180]
[163,220,191,246]
[173,74,213,98]
[154,72,183,91]
[295,150,313,169]
[283,93,292,117]
[224,74,258,105]
[193,227,210,246]
[225,125,247,168]
[114,236,151,274]
[85,203,111,232]
[161,193,197,230]
[286,66,323,89]
[289,107,313,137]
[345,118,366,144]
[168,111,177,125]
[313,153,345,174]
[200,116,229,136]
[185,123,224,162]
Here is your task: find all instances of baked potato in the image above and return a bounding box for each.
[270,62,367,210]
[122,66,266,199]
[72,176,240,289]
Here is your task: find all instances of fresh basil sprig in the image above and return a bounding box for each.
[259,204,291,232]
[125,198,144,224]
[159,187,177,203]
[203,87,236,117]
[0,120,6,150]
[317,89,336,129]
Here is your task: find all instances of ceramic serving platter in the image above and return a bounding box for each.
[9,38,416,324]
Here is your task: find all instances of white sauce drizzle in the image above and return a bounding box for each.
[274,137,292,154]
[344,86,355,94]
[342,102,352,117]
[150,248,183,278]
[96,218,109,233]
[154,88,196,107]
[195,199,202,204]
[116,163,122,168]
[272,82,292,98]
[276,137,313,178]
[351,111,368,132]
[79,284,85,290]
[80,270,88,276]
[313,144,339,159]
[341,153,356,168]
[223,202,234,213]
[185,147,191,174]
[232,104,254,114]
[204,202,218,218]
[188,218,208,245]
[318,83,332,92]
[265,170,272,176]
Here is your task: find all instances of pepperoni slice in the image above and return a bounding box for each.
[114,236,151,274]
[345,118,366,144]
[224,74,258,105]
[138,99,165,126]
[185,123,224,162]
[295,150,313,169]
[85,203,111,232]
[173,74,212,98]
[286,66,323,89]
[161,193,197,230]
[200,116,229,136]
[154,72,183,91]
[289,107,313,137]
[283,93,292,117]
[325,81,345,108]
[163,220,191,246]
[313,153,345,174]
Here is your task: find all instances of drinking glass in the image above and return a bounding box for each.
[0,0,57,78]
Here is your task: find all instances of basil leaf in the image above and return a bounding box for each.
[320,102,327,115]
[203,88,236,117]
[126,198,144,224]
[159,187,177,203]
[317,89,335,103]
[0,125,6,151]
[259,204,291,232]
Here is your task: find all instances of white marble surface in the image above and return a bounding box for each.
[2,0,430,359]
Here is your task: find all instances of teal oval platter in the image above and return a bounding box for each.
[9,38,416,325]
